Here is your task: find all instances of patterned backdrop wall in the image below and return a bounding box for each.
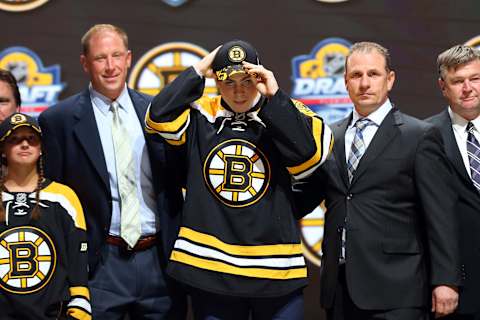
[1,0,478,318]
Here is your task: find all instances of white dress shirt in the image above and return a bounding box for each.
[345,99,393,162]
[90,84,158,236]
[448,107,480,178]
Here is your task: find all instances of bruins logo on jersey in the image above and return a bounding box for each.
[0,226,56,294]
[203,139,270,208]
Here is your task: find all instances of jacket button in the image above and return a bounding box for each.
[346,193,353,200]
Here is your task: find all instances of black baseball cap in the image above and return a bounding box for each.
[0,112,41,142]
[212,40,260,81]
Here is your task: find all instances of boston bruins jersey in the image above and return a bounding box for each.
[0,180,91,319]
[146,67,333,297]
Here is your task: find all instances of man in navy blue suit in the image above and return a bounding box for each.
[38,24,185,319]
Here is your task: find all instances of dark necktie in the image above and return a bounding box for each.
[467,122,480,191]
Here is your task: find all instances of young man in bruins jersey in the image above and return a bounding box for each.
[146,40,333,319]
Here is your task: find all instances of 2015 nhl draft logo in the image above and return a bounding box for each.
[0,0,48,12]
[128,42,217,98]
[203,139,271,208]
[291,38,353,124]
[465,35,480,50]
[0,226,57,294]
[0,47,65,117]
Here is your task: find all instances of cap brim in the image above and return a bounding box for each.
[0,123,41,142]
[215,65,247,81]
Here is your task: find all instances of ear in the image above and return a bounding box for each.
[80,54,89,74]
[386,70,395,91]
[126,50,132,68]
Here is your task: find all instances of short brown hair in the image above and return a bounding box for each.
[0,68,21,107]
[437,45,480,80]
[81,24,128,55]
[345,41,392,72]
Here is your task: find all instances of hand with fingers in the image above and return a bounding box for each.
[194,46,221,78]
[242,61,279,98]
[431,285,458,318]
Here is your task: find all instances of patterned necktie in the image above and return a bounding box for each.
[111,101,141,247]
[347,118,374,182]
[467,122,480,191]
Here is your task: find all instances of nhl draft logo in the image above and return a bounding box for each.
[0,0,48,12]
[0,47,65,117]
[291,38,353,124]
[0,226,56,294]
[203,139,271,208]
[129,42,217,97]
[465,35,480,50]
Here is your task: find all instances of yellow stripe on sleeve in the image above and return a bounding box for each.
[145,108,190,134]
[69,286,90,300]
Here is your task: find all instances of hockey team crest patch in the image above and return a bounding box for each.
[203,139,270,208]
[0,226,56,294]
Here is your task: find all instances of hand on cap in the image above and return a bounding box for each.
[194,46,221,78]
[242,62,279,98]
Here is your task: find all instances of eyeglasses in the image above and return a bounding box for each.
[5,134,41,146]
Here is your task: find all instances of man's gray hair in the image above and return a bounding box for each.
[437,45,480,79]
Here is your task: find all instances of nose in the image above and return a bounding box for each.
[105,56,114,71]
[20,139,29,148]
[463,79,472,92]
[359,74,370,89]
[233,83,244,95]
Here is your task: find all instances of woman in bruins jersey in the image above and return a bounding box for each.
[0,113,91,319]
[146,40,333,319]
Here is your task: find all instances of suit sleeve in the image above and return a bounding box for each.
[38,113,63,181]
[415,125,461,287]
[257,90,333,180]
[145,67,205,146]
[59,188,91,319]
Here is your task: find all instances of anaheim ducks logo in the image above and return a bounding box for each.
[203,139,270,208]
[128,42,218,97]
[0,226,56,294]
[0,0,49,12]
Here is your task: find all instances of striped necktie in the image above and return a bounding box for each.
[111,101,141,247]
[347,118,374,182]
[467,122,480,191]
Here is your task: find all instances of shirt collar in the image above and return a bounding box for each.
[448,106,480,133]
[350,99,393,128]
[89,83,129,115]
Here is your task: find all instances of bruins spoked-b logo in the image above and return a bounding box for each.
[228,46,246,63]
[203,139,270,208]
[0,226,56,294]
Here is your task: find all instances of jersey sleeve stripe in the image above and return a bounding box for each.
[69,286,90,300]
[145,107,190,134]
[287,118,333,179]
[41,183,86,230]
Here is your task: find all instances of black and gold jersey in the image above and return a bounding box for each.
[146,67,333,297]
[0,180,91,320]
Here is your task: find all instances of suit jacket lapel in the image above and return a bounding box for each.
[72,89,109,190]
[333,115,350,187]
[351,108,400,185]
[437,109,473,187]
[128,88,148,125]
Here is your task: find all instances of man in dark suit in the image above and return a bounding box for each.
[38,24,185,319]
[296,42,461,320]
[427,44,480,320]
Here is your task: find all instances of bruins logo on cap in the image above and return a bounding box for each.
[10,114,27,125]
[0,226,57,294]
[228,46,246,63]
[203,139,270,208]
